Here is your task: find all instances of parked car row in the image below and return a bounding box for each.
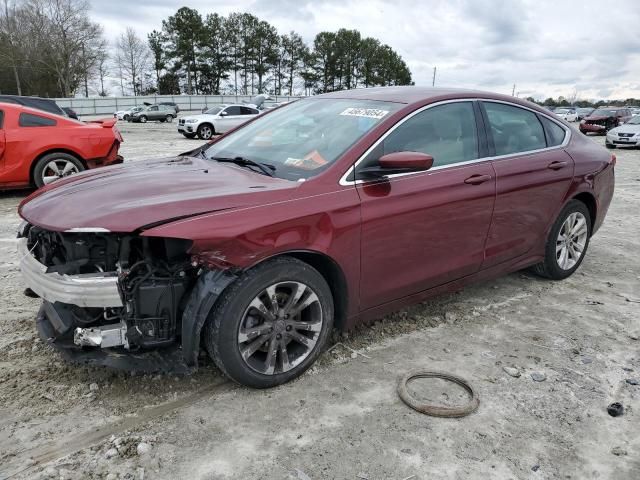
[579,107,633,135]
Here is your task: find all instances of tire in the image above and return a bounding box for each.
[165,115,174,123]
[139,115,147,123]
[204,257,334,388]
[182,133,197,139]
[33,152,85,188]
[123,114,129,121]
[531,200,592,280]
[605,143,616,149]
[197,123,214,140]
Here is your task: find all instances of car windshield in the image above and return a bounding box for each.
[626,116,640,125]
[591,109,616,116]
[204,107,223,115]
[202,98,402,181]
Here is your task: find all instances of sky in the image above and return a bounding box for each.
[89,0,640,101]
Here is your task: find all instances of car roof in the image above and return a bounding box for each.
[0,101,71,119]
[0,94,65,115]
[314,86,543,109]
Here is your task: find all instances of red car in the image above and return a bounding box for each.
[0,102,122,189]
[579,107,632,135]
[17,87,615,388]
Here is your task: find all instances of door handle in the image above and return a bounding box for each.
[547,161,568,170]
[464,174,492,185]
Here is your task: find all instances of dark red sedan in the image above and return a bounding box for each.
[17,87,615,388]
[0,102,123,189]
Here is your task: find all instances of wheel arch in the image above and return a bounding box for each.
[198,122,215,133]
[29,148,87,185]
[250,250,349,331]
[571,191,597,234]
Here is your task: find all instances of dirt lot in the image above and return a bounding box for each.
[0,121,639,480]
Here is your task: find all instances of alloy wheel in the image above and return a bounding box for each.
[237,281,323,375]
[42,159,80,185]
[556,212,588,270]
[199,126,213,139]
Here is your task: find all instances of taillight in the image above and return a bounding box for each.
[609,154,616,166]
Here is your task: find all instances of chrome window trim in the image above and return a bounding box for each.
[338,97,571,186]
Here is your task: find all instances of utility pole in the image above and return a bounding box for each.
[512,84,516,96]
[432,67,437,87]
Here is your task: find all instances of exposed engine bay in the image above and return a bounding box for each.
[21,223,198,357]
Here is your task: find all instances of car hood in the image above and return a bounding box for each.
[182,114,219,121]
[610,124,640,134]
[585,115,612,121]
[19,157,297,233]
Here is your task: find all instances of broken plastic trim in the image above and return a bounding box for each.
[181,269,238,366]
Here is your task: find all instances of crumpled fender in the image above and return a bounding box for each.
[181,269,237,367]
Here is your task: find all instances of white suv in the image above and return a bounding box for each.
[178,104,260,139]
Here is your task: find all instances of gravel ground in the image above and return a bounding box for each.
[0,123,638,480]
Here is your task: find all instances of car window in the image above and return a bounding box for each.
[19,113,57,127]
[540,116,566,147]
[150,106,158,111]
[0,110,4,129]
[240,107,258,115]
[224,106,242,116]
[360,102,479,170]
[483,102,546,156]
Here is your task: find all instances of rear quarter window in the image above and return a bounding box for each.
[19,113,57,127]
[540,116,566,147]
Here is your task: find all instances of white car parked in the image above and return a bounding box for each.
[605,115,640,148]
[113,106,144,121]
[554,108,578,122]
[177,104,260,139]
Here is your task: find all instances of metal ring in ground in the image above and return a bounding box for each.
[397,370,479,417]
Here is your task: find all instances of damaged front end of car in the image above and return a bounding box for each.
[17,222,235,373]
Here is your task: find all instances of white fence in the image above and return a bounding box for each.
[54,94,304,116]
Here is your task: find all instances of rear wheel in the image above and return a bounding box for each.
[197,123,214,140]
[532,200,591,280]
[204,257,334,388]
[165,114,174,123]
[33,153,84,188]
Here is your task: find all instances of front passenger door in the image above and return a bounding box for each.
[219,106,244,131]
[357,101,496,310]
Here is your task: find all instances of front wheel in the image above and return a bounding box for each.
[165,115,174,123]
[204,257,334,388]
[139,115,147,123]
[531,200,591,280]
[197,123,214,140]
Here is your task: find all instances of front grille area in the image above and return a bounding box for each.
[619,133,634,137]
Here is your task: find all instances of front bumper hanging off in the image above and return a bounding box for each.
[17,237,123,308]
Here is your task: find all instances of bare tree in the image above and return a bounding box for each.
[115,27,150,96]
[92,45,109,96]
[0,0,25,94]
[25,0,104,97]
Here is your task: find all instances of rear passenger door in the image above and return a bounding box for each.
[480,101,574,269]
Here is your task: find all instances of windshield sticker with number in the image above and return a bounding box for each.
[339,108,389,120]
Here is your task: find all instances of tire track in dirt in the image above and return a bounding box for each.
[0,380,233,479]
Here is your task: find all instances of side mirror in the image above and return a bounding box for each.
[358,151,434,178]
[220,111,228,116]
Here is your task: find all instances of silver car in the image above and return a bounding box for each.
[605,115,640,148]
[130,104,177,123]
[177,104,260,139]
